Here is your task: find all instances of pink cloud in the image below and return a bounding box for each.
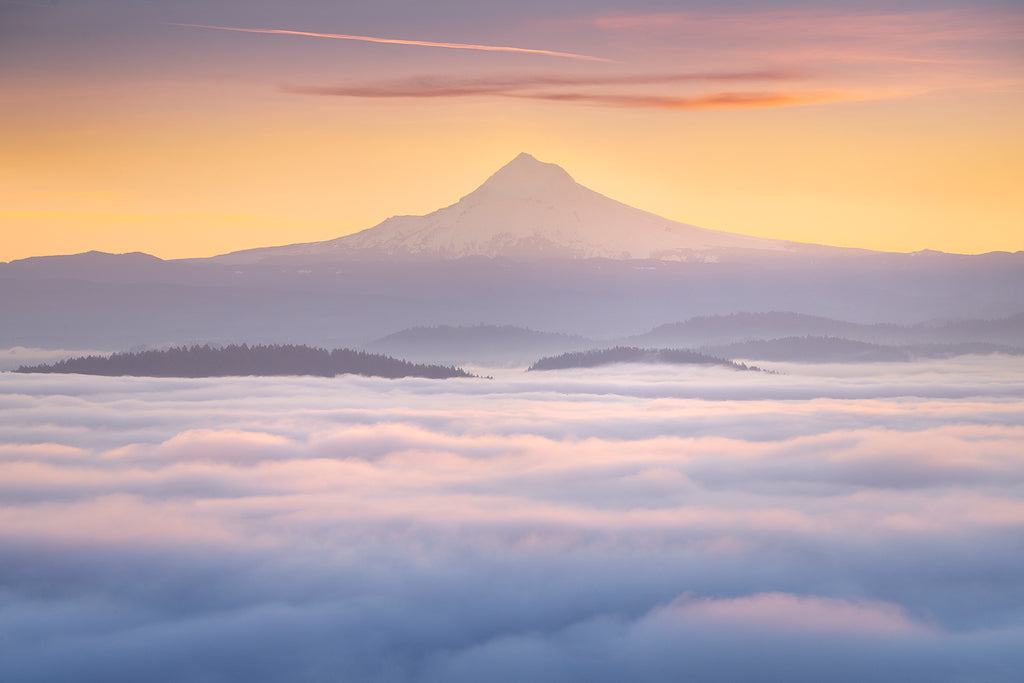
[581,8,1023,92]
[652,592,932,636]
[0,493,236,545]
[587,8,1022,47]
[0,443,87,460]
[286,71,846,112]
[510,88,846,111]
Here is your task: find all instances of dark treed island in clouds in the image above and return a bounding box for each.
[14,344,474,379]
[4,2,1024,675]
[527,347,770,372]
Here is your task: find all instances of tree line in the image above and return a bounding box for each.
[16,344,474,379]
[527,346,765,372]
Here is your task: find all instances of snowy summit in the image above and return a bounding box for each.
[213,153,800,263]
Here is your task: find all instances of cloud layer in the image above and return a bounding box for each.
[1,358,1023,681]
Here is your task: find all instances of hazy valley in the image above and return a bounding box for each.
[3,154,1022,358]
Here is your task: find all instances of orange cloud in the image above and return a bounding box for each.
[285,71,842,111]
[513,89,846,111]
[285,70,803,97]
[172,23,615,62]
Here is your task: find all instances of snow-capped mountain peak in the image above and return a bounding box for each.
[210,153,804,263]
[464,152,577,201]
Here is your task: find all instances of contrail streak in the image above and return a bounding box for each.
[172,23,616,63]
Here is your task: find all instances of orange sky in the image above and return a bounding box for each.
[1,2,1022,260]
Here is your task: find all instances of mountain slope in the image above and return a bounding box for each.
[629,312,1024,347]
[364,324,593,365]
[209,153,815,264]
[701,337,1024,362]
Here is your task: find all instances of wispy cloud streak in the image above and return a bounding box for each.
[172,23,615,63]
[286,70,802,96]
[285,72,843,111]
[515,89,844,110]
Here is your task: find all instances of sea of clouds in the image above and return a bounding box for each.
[1,357,1023,682]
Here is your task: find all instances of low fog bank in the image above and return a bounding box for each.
[1,358,1022,681]
[4,256,1023,348]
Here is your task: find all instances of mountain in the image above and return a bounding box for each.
[629,312,1024,347]
[630,313,891,347]
[208,153,822,264]
[701,337,1024,363]
[1,251,167,281]
[364,324,593,366]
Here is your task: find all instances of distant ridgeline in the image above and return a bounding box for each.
[527,347,769,372]
[16,344,474,379]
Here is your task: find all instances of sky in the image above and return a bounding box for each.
[2,359,1023,681]
[1,0,1023,260]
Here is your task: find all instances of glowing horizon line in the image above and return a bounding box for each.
[171,23,617,63]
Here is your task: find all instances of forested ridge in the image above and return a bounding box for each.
[16,344,474,379]
[702,336,1024,362]
[527,346,766,372]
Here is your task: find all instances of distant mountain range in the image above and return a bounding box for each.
[364,324,592,365]
[359,316,1024,366]
[701,337,1024,363]
[628,311,1024,347]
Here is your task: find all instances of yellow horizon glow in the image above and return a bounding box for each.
[4,91,1021,261]
[3,5,1022,261]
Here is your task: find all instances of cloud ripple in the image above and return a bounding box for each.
[0,360,1022,681]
